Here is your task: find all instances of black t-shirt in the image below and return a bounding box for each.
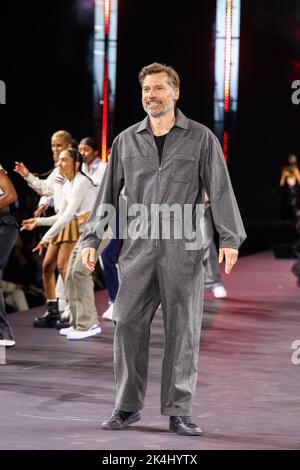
[154,134,168,165]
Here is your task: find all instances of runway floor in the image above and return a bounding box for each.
[1,251,300,450]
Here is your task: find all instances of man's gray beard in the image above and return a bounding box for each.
[143,101,174,117]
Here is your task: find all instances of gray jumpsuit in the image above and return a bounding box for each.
[82,109,246,416]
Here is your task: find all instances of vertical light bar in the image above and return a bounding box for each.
[101,56,109,162]
[214,0,241,161]
[94,0,118,162]
[101,0,110,162]
[94,1,105,117]
[104,0,110,35]
[223,0,232,114]
[223,130,229,161]
[107,0,118,159]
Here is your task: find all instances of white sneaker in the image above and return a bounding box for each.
[0,338,16,347]
[67,324,101,340]
[102,304,114,321]
[212,285,228,299]
[59,326,75,336]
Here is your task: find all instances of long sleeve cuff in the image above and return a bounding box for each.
[41,234,53,244]
[24,172,35,183]
[81,235,101,251]
[219,241,240,251]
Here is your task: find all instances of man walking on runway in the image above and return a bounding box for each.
[81,63,246,436]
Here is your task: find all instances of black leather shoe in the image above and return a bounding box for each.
[33,312,59,328]
[169,416,202,436]
[33,301,59,328]
[102,408,141,430]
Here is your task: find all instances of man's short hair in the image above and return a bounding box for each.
[138,63,180,90]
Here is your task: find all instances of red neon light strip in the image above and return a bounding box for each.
[224,0,232,114]
[223,131,228,162]
[101,0,111,162]
[101,57,109,162]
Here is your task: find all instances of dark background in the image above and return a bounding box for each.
[1,0,300,253]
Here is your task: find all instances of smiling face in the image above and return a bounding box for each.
[142,72,179,118]
[78,143,98,165]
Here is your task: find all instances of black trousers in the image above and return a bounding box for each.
[0,213,18,340]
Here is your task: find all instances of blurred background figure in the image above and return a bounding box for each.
[79,140,121,320]
[278,153,300,285]
[279,153,300,221]
[3,234,46,309]
[0,269,28,312]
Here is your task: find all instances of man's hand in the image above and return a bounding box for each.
[32,240,48,256]
[219,247,238,274]
[14,162,29,178]
[82,247,96,272]
[20,218,38,231]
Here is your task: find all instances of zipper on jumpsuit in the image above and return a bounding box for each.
[154,166,162,247]
[154,131,170,247]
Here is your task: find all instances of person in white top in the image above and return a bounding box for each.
[14,130,69,214]
[79,138,121,321]
[0,164,18,347]
[21,148,102,339]
[14,130,74,327]
[80,138,107,184]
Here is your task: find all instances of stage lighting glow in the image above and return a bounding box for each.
[94,0,118,162]
[104,0,110,36]
[224,0,232,113]
[101,0,111,161]
[223,131,228,162]
[101,57,109,162]
[214,0,241,161]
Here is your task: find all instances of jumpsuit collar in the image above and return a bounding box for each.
[136,108,189,134]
